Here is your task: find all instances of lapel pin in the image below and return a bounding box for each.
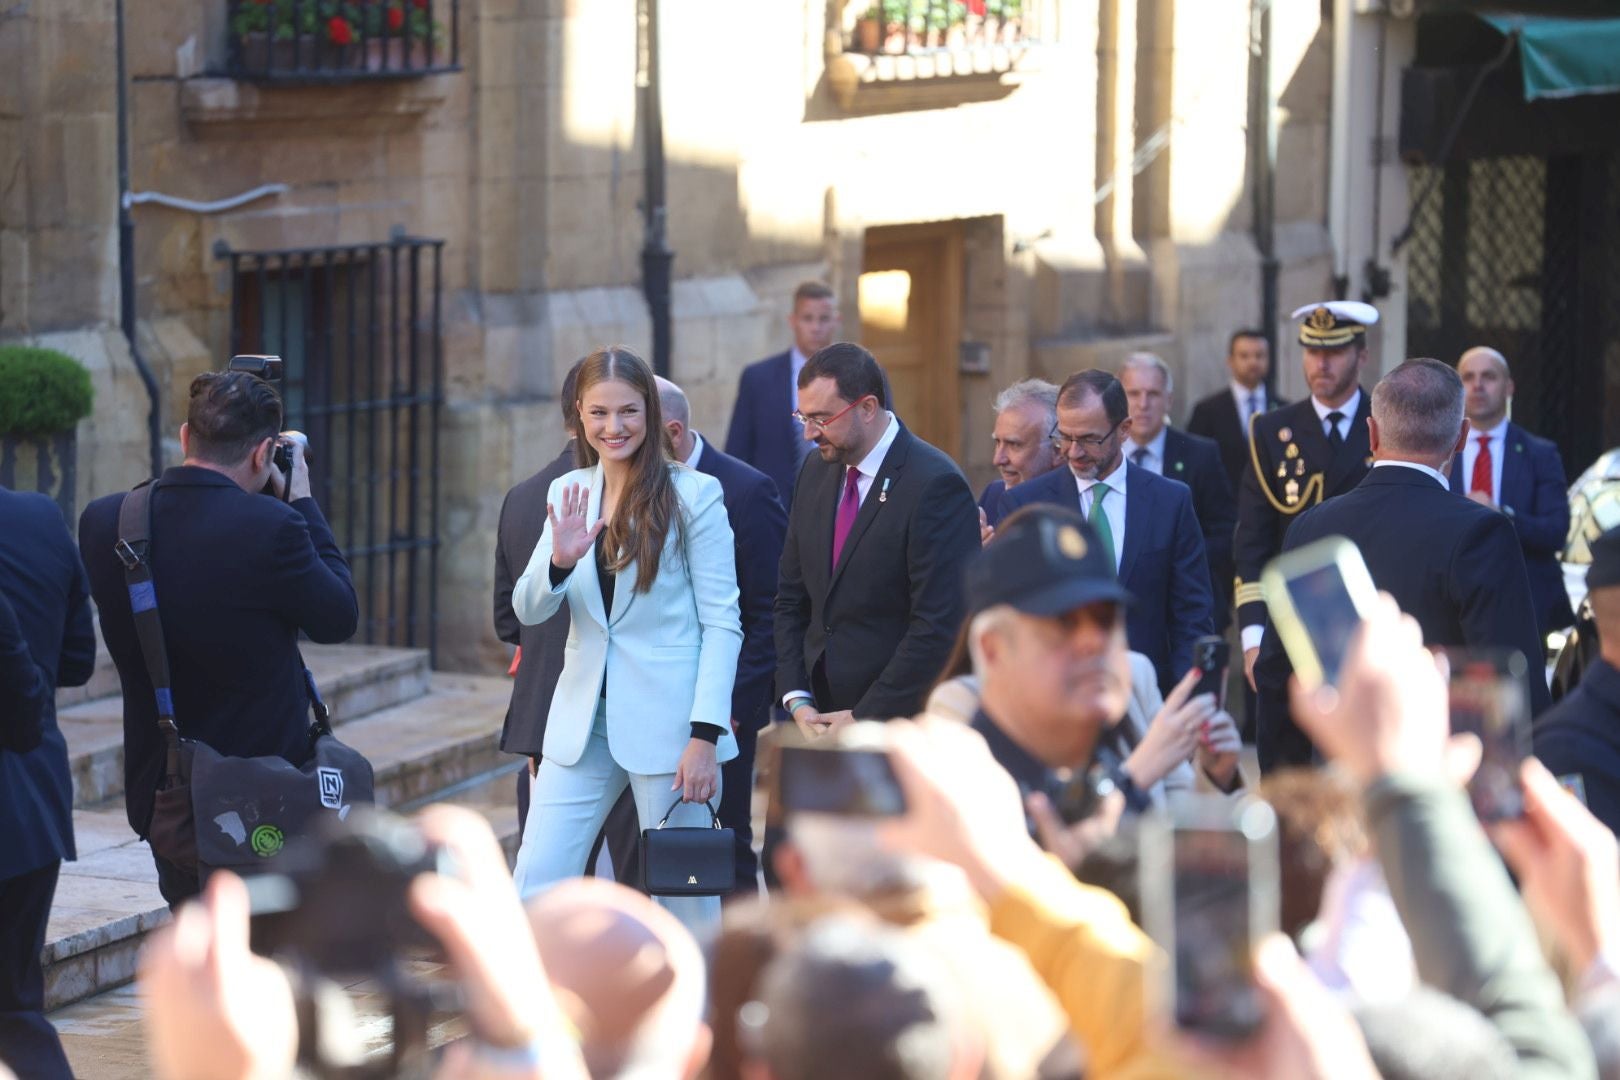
[878,477,891,504]
[1174,460,1185,473]
[1515,443,1524,453]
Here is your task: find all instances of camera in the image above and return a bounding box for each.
[228,355,309,498]
[243,809,459,1078]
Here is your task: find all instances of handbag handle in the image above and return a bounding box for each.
[654,797,722,829]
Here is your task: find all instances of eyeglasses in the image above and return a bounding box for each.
[793,395,869,431]
[1051,417,1124,452]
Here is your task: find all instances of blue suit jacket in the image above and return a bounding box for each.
[1448,422,1575,635]
[512,465,743,775]
[1160,427,1236,632]
[999,462,1216,693]
[724,350,803,508]
[81,467,359,836]
[978,478,1008,527]
[0,488,96,878]
[693,435,788,731]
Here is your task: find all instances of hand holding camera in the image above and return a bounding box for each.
[265,430,312,503]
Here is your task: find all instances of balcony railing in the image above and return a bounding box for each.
[224,0,459,81]
[843,0,1038,55]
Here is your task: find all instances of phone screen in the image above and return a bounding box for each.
[1446,649,1531,822]
[1280,561,1363,687]
[777,746,906,818]
[1171,828,1265,1039]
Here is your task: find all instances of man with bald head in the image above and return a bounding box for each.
[1253,358,1548,770]
[1450,347,1574,639]
[527,878,712,1078]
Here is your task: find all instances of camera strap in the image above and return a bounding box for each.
[115,481,330,780]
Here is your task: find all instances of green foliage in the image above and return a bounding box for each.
[0,346,94,437]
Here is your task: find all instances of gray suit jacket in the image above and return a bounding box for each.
[494,443,576,757]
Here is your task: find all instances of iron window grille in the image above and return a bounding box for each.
[224,0,460,81]
[218,231,446,659]
[842,0,1040,55]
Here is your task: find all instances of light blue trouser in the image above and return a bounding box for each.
[511,706,722,940]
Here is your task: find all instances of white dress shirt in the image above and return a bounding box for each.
[1073,457,1127,573]
[1230,381,1268,428]
[1126,427,1168,476]
[1372,459,1450,489]
[1454,418,1507,500]
[682,431,705,469]
[1311,389,1361,443]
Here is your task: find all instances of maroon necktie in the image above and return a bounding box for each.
[1470,434,1493,499]
[832,466,861,568]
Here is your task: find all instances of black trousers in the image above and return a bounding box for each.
[0,860,73,1080]
[594,714,765,896]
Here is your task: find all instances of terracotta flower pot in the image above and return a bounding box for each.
[855,17,881,53]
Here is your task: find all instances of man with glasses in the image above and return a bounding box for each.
[775,343,980,735]
[999,369,1214,694]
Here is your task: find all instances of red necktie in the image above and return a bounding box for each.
[1470,434,1492,499]
[832,467,861,568]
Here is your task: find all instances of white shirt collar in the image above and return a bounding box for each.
[1372,459,1451,488]
[1129,426,1168,464]
[1231,380,1265,409]
[682,431,705,469]
[1468,418,1508,442]
[1073,454,1129,496]
[853,413,900,480]
[1311,388,1361,425]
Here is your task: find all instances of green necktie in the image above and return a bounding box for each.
[1087,482,1115,568]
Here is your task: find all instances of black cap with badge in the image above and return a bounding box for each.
[1588,525,1620,592]
[964,504,1133,619]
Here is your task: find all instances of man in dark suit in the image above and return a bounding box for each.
[999,369,1215,695]
[724,281,840,506]
[494,361,582,840]
[1118,353,1236,631]
[1187,328,1287,494]
[978,378,1062,531]
[0,488,95,1079]
[777,343,980,733]
[1451,347,1575,642]
[1235,301,1378,688]
[80,371,358,906]
[1254,359,1550,771]
[1535,526,1620,837]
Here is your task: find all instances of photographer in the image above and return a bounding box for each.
[79,370,358,906]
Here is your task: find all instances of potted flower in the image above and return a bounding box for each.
[358,0,444,71]
[0,345,94,524]
[854,2,883,54]
[881,0,910,53]
[230,0,319,73]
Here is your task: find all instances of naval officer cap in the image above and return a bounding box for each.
[965,504,1133,619]
[1292,300,1380,349]
[1590,525,1620,592]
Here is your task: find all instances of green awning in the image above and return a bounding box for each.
[1483,14,1620,100]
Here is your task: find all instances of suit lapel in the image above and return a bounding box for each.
[1117,462,1145,586]
[1500,423,1529,509]
[1163,428,1189,483]
[576,466,610,628]
[829,427,911,591]
[772,352,798,465]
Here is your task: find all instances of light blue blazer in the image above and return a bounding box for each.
[511,464,742,776]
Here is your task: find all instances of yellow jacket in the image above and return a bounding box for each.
[987,854,1194,1079]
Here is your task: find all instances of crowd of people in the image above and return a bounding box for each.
[3,279,1620,1080]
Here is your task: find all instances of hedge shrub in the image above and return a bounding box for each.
[0,345,94,437]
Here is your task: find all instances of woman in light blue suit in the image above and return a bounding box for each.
[510,346,741,934]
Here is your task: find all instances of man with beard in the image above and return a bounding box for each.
[1234,301,1377,691]
[775,343,980,733]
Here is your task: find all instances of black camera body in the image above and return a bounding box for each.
[227,355,306,498]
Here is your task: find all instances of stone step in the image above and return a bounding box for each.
[42,672,515,1013]
[58,643,433,809]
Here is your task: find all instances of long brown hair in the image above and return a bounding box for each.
[573,346,682,593]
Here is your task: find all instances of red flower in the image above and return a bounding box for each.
[411,0,429,8]
[968,0,985,12]
[327,15,353,45]
[387,5,404,30]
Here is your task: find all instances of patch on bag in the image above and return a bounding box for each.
[688,875,698,885]
[318,767,345,809]
[251,824,285,857]
[214,811,247,846]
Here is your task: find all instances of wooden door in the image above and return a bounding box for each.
[859,223,964,458]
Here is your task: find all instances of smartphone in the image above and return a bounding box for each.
[1260,536,1379,689]
[1191,636,1230,708]
[775,724,905,818]
[1140,797,1279,1041]
[1445,648,1532,822]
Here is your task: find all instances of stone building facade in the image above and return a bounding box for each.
[4,0,1341,673]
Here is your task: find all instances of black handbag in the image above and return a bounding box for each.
[640,797,735,897]
[117,479,375,876]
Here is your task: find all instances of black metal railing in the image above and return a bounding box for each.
[219,233,446,659]
[843,0,1038,55]
[224,0,459,81]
